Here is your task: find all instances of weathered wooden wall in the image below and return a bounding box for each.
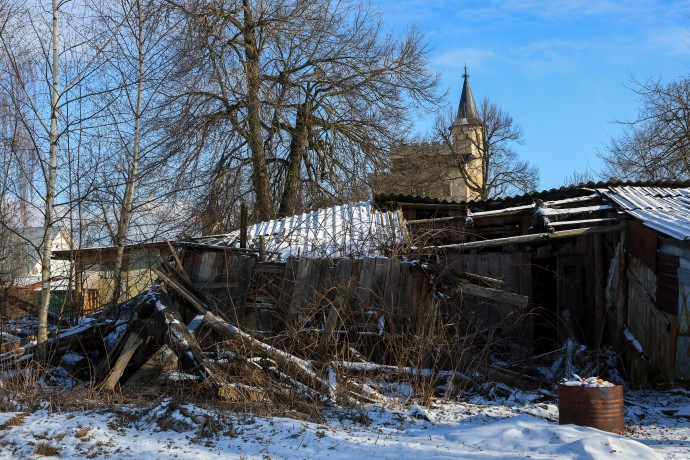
[624,256,677,383]
[183,250,436,338]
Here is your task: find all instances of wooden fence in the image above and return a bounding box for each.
[182,248,436,337]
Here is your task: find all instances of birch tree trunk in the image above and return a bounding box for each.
[110,0,145,307]
[37,0,61,361]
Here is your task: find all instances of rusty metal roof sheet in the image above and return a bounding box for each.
[199,201,405,260]
[599,185,690,241]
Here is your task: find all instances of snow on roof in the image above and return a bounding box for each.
[599,185,690,241]
[202,201,405,260]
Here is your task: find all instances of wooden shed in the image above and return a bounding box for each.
[376,180,690,386]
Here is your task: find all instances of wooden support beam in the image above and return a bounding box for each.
[541,205,613,216]
[452,270,504,289]
[456,282,529,307]
[153,267,213,316]
[549,218,618,227]
[166,240,192,284]
[422,224,624,252]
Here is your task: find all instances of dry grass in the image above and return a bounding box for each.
[33,442,61,457]
[0,413,27,430]
[74,426,91,439]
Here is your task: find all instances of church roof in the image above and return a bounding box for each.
[453,69,481,126]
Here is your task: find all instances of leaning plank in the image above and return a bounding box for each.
[202,311,331,397]
[101,329,146,391]
[451,270,503,289]
[158,267,332,398]
[123,345,177,387]
[159,271,329,394]
[166,240,192,284]
[156,294,216,385]
[424,224,624,252]
[456,282,529,307]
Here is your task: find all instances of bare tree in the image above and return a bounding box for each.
[438,97,539,200]
[563,168,597,186]
[0,0,112,357]
[173,0,440,222]
[600,77,690,181]
[86,0,183,307]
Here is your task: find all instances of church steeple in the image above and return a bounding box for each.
[453,66,481,126]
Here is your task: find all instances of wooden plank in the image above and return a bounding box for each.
[101,329,146,391]
[594,234,606,348]
[394,262,409,317]
[153,268,210,316]
[318,303,341,360]
[424,224,624,252]
[124,345,177,387]
[192,281,239,289]
[288,258,313,325]
[166,241,191,284]
[197,252,216,283]
[371,258,388,310]
[457,282,529,307]
[356,257,376,311]
[384,258,402,314]
[276,258,298,324]
[236,255,256,308]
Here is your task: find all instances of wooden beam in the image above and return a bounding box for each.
[549,218,619,227]
[153,267,212,316]
[456,282,529,307]
[452,270,504,289]
[192,281,239,289]
[202,311,331,396]
[541,205,613,216]
[422,224,624,252]
[124,345,177,387]
[166,240,192,284]
[101,328,146,391]
[406,215,468,225]
[468,194,602,219]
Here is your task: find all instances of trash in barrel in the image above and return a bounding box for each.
[558,375,624,433]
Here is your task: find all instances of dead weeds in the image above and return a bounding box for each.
[33,442,61,457]
[0,412,27,430]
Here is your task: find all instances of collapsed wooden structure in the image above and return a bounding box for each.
[2,180,689,391]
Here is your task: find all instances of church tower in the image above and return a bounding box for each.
[448,68,485,201]
[372,67,486,202]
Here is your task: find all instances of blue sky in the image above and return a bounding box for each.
[371,0,690,190]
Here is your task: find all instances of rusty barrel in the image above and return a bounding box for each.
[558,383,624,433]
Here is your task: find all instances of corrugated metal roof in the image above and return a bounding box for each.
[600,186,690,241]
[201,201,405,260]
[376,179,690,209]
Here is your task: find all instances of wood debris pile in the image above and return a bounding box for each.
[0,250,556,407]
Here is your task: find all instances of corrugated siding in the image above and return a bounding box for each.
[601,186,690,240]
[209,201,405,260]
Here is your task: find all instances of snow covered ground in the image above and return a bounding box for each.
[0,387,687,459]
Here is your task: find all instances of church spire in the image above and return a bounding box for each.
[453,66,481,126]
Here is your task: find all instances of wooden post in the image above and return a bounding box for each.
[615,230,627,349]
[74,253,83,321]
[240,202,248,249]
[593,233,605,351]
